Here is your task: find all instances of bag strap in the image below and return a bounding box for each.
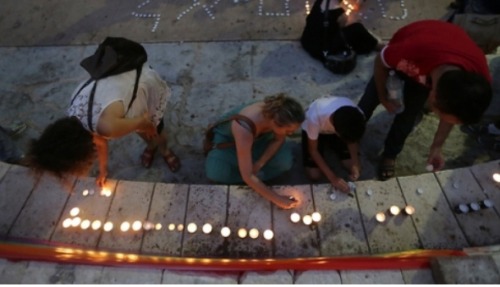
[207,114,257,150]
[70,67,142,133]
[322,0,331,57]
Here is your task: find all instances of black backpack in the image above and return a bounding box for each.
[70,37,148,132]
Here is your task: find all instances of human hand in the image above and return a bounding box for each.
[349,164,361,181]
[275,195,299,210]
[96,170,108,187]
[138,113,157,140]
[381,99,402,114]
[427,148,445,171]
[331,177,350,193]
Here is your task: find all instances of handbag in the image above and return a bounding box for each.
[203,114,257,156]
[453,13,500,54]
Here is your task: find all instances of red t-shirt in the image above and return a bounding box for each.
[381,20,491,86]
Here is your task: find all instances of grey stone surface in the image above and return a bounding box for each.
[98,266,162,284]
[402,269,436,284]
[0,161,10,180]
[141,183,189,256]
[355,179,421,253]
[431,255,500,284]
[294,270,342,284]
[21,262,76,284]
[9,173,71,239]
[0,259,28,284]
[226,185,273,258]
[240,270,293,284]
[397,173,468,249]
[0,165,36,235]
[314,183,370,256]
[73,265,103,284]
[469,160,500,213]
[162,270,239,284]
[435,168,500,246]
[340,269,405,284]
[98,180,155,252]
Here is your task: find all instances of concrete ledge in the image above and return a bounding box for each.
[430,255,500,284]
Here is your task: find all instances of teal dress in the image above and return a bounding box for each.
[205,104,294,184]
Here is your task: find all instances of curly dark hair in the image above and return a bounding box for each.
[25,117,96,179]
[330,106,366,143]
[262,93,305,126]
[435,70,492,124]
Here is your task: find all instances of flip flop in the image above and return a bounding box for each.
[163,149,181,173]
[378,158,395,181]
[140,147,157,168]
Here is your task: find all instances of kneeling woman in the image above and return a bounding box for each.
[205,93,305,209]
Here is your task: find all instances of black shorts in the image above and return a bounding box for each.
[302,130,350,168]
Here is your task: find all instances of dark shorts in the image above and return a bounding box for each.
[302,130,350,168]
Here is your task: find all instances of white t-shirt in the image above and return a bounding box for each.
[68,64,170,135]
[301,96,361,140]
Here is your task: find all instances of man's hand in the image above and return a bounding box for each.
[349,164,361,181]
[96,169,108,187]
[428,146,445,171]
[137,113,157,140]
[331,177,350,193]
[275,195,299,209]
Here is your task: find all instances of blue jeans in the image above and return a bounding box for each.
[358,75,429,159]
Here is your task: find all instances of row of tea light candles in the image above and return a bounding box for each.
[375,205,415,223]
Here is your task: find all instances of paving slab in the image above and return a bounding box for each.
[142,183,189,256]
[294,270,341,284]
[435,168,500,246]
[340,269,405,284]
[0,259,28,284]
[98,266,162,284]
[162,270,239,284]
[313,183,369,256]
[240,270,293,284]
[401,269,436,284]
[8,173,72,240]
[469,160,500,214]
[0,161,10,180]
[355,178,421,253]
[73,265,103,284]
[98,180,155,252]
[273,184,319,258]
[0,165,37,235]
[181,184,228,257]
[430,255,500,284]
[51,177,117,247]
[20,261,75,284]
[226,185,273,258]
[397,173,468,249]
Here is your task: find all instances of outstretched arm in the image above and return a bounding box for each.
[347,142,361,181]
[93,134,108,187]
[233,122,297,209]
[428,119,453,171]
[308,138,349,192]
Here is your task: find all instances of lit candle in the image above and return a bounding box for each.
[311,212,322,223]
[404,205,415,215]
[263,229,274,240]
[493,173,500,183]
[69,207,80,217]
[120,221,130,232]
[132,221,142,231]
[202,223,213,234]
[375,212,386,223]
[221,226,231,237]
[249,228,259,239]
[62,218,72,228]
[80,219,91,230]
[143,222,155,230]
[389,205,400,216]
[103,222,114,232]
[187,223,197,233]
[302,215,313,225]
[91,220,102,230]
[177,224,184,232]
[155,223,162,230]
[290,212,301,223]
[100,188,112,197]
[82,189,89,196]
[71,217,82,227]
[238,228,248,238]
[168,223,175,231]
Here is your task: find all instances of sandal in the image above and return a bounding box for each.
[378,158,395,181]
[163,149,181,173]
[141,147,157,168]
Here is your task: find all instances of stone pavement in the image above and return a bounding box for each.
[1,0,500,284]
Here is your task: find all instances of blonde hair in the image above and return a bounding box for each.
[262,93,305,126]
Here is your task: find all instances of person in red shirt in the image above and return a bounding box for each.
[358,20,492,180]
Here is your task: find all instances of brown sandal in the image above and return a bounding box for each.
[140,147,157,168]
[163,149,181,173]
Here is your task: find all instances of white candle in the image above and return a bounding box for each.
[404,205,415,215]
[155,223,162,230]
[143,222,155,230]
[82,189,89,196]
[62,218,72,228]
[238,228,248,238]
[202,223,213,234]
[168,223,176,231]
[80,219,91,230]
[302,215,313,225]
[311,212,322,223]
[177,224,184,231]
[69,207,80,217]
[120,221,130,232]
[389,205,401,216]
[91,220,102,230]
[290,212,301,223]
[103,222,114,232]
[263,229,274,240]
[187,223,197,233]
[249,228,259,239]
[221,226,231,237]
[375,212,386,223]
[493,173,500,183]
[425,164,434,172]
[71,217,81,227]
[132,221,142,231]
